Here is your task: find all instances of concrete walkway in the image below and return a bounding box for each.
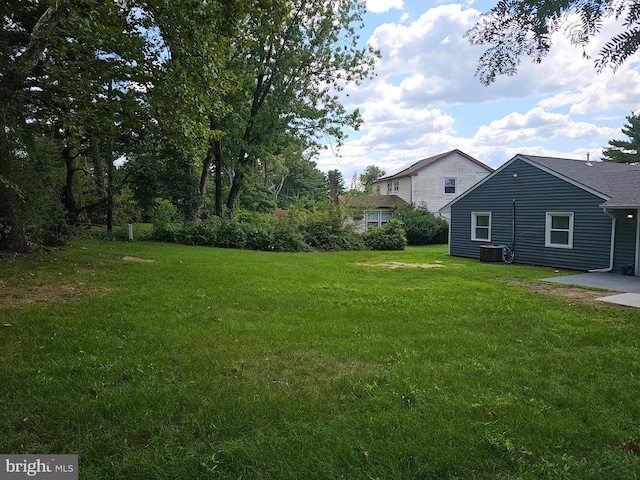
[541,272,640,308]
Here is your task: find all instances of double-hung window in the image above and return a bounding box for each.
[545,212,574,248]
[393,180,400,192]
[366,211,393,229]
[443,177,457,195]
[471,212,491,241]
[387,182,392,193]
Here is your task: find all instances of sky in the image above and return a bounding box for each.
[316,0,640,185]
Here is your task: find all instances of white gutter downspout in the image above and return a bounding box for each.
[589,208,616,273]
[635,207,640,275]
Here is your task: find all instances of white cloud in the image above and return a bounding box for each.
[319,2,639,180]
[473,107,619,146]
[366,0,403,14]
[539,68,640,115]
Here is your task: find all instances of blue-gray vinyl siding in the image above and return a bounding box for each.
[450,158,613,271]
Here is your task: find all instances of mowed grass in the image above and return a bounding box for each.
[1,240,640,479]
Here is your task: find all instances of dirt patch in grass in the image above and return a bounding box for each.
[363,262,445,269]
[0,283,111,308]
[122,256,154,263]
[510,279,615,305]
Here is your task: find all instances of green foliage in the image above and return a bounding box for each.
[0,0,377,252]
[113,187,142,225]
[150,201,362,252]
[363,218,407,250]
[302,212,347,251]
[602,113,640,163]
[467,0,640,84]
[326,169,346,195]
[12,136,75,246]
[358,165,386,192]
[152,198,179,226]
[394,203,449,245]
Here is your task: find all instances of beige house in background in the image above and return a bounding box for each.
[340,194,407,232]
[372,149,494,215]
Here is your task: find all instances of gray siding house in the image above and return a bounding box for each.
[440,154,640,274]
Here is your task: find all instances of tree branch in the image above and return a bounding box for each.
[23,3,71,70]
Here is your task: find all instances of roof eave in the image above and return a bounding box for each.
[600,203,640,209]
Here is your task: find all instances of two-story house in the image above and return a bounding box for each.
[372,149,494,216]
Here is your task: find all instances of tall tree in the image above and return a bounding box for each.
[36,1,151,230]
[0,0,158,251]
[359,165,386,192]
[146,0,244,220]
[467,0,640,85]
[0,1,70,252]
[602,113,640,163]
[221,0,377,215]
[326,169,346,195]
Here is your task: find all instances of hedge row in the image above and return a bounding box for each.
[151,213,408,252]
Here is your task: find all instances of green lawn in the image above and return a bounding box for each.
[1,240,640,479]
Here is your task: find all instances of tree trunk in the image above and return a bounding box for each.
[106,138,114,234]
[91,136,105,197]
[0,116,27,253]
[225,71,267,215]
[61,145,79,224]
[194,147,213,221]
[226,168,244,214]
[0,4,69,253]
[214,138,223,217]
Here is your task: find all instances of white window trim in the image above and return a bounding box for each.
[545,212,574,249]
[471,212,491,242]
[365,210,393,230]
[393,180,399,192]
[443,177,457,195]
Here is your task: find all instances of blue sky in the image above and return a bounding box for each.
[317,0,640,184]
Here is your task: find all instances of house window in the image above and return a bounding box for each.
[546,212,574,248]
[366,211,393,229]
[471,212,491,241]
[393,180,399,192]
[443,177,457,195]
[387,182,392,193]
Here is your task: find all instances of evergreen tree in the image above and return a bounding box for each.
[602,113,640,163]
[326,169,346,195]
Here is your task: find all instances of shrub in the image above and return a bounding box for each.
[189,218,220,246]
[215,218,247,249]
[363,218,407,250]
[152,198,178,225]
[149,202,364,252]
[394,203,449,245]
[24,200,77,246]
[301,207,350,251]
[271,223,308,252]
[11,136,76,246]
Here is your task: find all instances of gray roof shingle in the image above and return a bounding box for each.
[339,194,406,209]
[521,155,640,207]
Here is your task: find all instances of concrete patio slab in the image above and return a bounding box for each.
[541,272,640,293]
[596,293,640,308]
[541,272,640,308]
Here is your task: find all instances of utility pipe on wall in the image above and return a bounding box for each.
[512,199,516,250]
[588,208,616,273]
